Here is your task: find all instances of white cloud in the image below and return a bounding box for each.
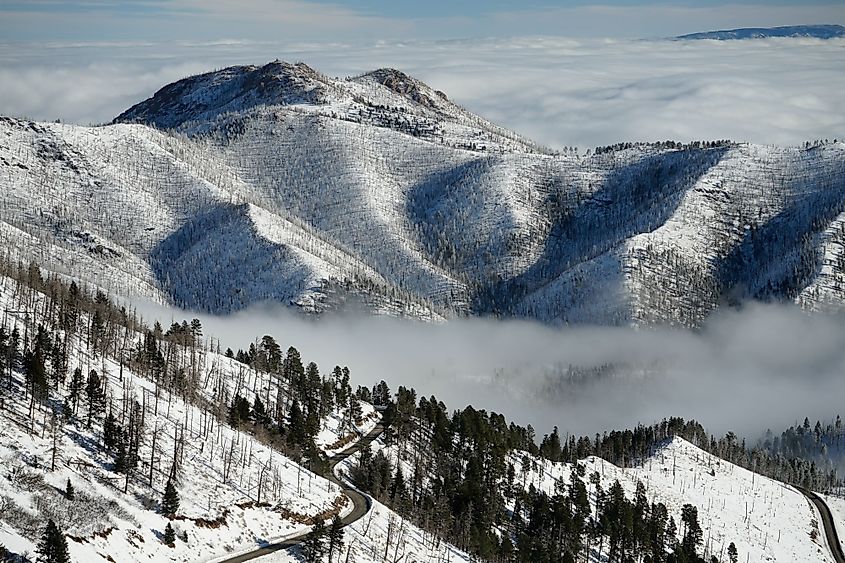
[132,298,845,441]
[0,36,842,147]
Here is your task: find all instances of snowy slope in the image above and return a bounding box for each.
[255,498,472,563]
[578,438,833,561]
[346,429,835,561]
[0,272,468,563]
[514,437,833,561]
[3,64,845,326]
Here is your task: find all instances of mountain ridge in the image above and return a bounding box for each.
[2,62,845,326]
[677,24,845,40]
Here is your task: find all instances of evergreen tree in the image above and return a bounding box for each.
[227,395,251,428]
[161,478,180,517]
[65,478,74,500]
[114,432,129,473]
[372,380,390,406]
[728,542,738,563]
[84,370,105,428]
[327,515,345,563]
[66,367,84,414]
[287,399,306,448]
[680,504,703,558]
[163,522,175,547]
[260,335,282,373]
[390,466,407,506]
[252,396,270,427]
[302,519,327,562]
[36,519,70,563]
[539,426,562,462]
[103,410,118,450]
[666,516,678,551]
[24,345,48,403]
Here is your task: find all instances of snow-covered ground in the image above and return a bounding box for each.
[522,438,833,562]
[253,498,471,563]
[0,271,472,562]
[358,430,835,562]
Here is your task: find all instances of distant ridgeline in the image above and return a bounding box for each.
[677,24,845,40]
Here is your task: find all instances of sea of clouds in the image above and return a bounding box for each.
[0,36,843,149]
[132,298,845,441]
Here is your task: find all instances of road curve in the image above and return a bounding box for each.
[214,423,385,563]
[795,485,845,563]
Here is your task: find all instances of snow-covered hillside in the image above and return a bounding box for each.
[2,62,845,326]
[256,498,471,563]
[357,429,836,562]
[0,268,466,562]
[579,438,833,561]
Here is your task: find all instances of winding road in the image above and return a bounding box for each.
[795,485,845,563]
[214,423,384,563]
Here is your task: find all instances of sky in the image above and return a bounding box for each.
[1,0,844,41]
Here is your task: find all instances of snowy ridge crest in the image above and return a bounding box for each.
[2,63,845,326]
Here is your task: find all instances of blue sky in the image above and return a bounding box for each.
[0,0,842,147]
[1,0,843,42]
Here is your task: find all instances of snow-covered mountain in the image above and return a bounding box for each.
[677,24,845,40]
[2,61,845,326]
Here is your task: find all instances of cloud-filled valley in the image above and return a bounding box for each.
[132,298,845,442]
[1,36,843,149]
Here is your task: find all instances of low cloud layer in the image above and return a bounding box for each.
[1,37,843,148]
[131,299,845,441]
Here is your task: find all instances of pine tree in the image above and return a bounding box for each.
[161,478,180,517]
[163,522,175,547]
[114,432,128,473]
[302,519,327,562]
[103,410,118,450]
[65,478,74,500]
[24,346,48,403]
[328,515,345,563]
[728,542,738,563]
[287,399,306,448]
[36,519,70,563]
[84,370,105,428]
[227,395,251,428]
[680,504,702,558]
[66,367,84,414]
[252,396,270,427]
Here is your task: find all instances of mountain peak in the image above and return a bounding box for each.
[114,59,330,129]
[357,67,449,108]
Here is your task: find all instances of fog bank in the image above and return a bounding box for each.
[131,299,845,440]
